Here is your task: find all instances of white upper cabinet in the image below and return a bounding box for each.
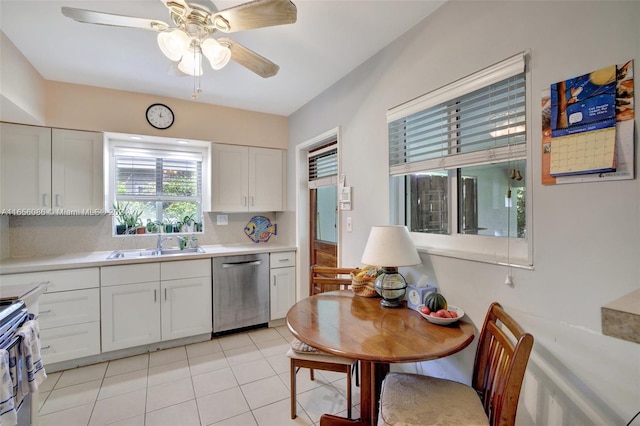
[210,143,285,212]
[0,123,103,211]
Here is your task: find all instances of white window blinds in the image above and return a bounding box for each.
[115,148,202,201]
[308,143,338,188]
[387,52,527,175]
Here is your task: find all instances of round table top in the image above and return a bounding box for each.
[286,291,475,363]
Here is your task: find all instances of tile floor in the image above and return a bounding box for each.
[36,325,360,426]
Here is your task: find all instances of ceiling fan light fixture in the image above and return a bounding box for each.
[178,45,203,76]
[157,29,189,61]
[202,38,231,70]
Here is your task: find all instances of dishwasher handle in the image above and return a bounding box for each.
[221,260,263,269]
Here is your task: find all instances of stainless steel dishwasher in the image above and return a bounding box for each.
[212,253,269,335]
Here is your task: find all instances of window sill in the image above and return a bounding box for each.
[601,289,640,344]
[415,245,533,270]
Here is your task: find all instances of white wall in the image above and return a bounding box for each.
[288,1,640,425]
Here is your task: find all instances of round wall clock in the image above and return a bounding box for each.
[146,103,174,129]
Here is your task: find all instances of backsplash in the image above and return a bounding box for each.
[5,211,293,258]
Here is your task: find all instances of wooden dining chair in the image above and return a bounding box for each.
[377,302,534,426]
[287,266,360,419]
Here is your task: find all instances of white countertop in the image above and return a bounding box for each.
[0,243,296,275]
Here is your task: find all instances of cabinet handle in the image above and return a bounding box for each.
[42,194,49,207]
[279,258,289,262]
[55,194,62,207]
[164,288,167,300]
[41,345,51,350]
[250,196,254,206]
[242,196,247,207]
[154,289,157,302]
[39,309,52,315]
[273,275,277,286]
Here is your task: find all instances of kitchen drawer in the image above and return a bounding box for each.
[270,251,295,269]
[0,267,99,293]
[40,321,101,365]
[161,259,211,281]
[101,263,160,286]
[38,288,99,329]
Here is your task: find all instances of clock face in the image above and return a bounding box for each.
[146,103,174,129]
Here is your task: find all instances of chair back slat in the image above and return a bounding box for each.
[309,266,359,296]
[472,302,534,426]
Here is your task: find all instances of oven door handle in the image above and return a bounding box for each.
[221,260,262,269]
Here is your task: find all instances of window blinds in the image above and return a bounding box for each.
[387,52,527,175]
[115,148,202,199]
[308,143,338,188]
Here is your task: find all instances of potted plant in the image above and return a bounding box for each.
[181,214,195,233]
[113,202,128,235]
[146,219,160,234]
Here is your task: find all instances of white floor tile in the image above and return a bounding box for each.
[40,379,101,415]
[274,325,294,341]
[38,402,94,426]
[188,351,229,376]
[231,358,276,385]
[147,359,190,387]
[255,337,291,358]
[192,367,239,398]
[247,327,282,343]
[39,371,61,392]
[105,354,149,377]
[252,398,313,426]
[186,339,223,358]
[104,414,145,426]
[265,353,289,375]
[224,345,263,366]
[55,363,107,389]
[196,387,251,425]
[149,346,187,367]
[240,376,289,410]
[146,399,201,426]
[296,384,347,423]
[146,376,195,412]
[98,368,148,400]
[211,411,258,426]
[88,388,146,426]
[217,333,253,351]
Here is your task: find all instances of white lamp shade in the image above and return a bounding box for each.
[157,29,189,61]
[202,38,231,70]
[361,225,421,267]
[178,46,203,76]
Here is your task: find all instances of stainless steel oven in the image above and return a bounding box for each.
[212,253,269,335]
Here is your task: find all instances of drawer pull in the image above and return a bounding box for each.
[40,309,52,315]
[41,345,51,350]
[279,258,289,262]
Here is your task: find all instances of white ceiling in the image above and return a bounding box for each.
[0,0,444,116]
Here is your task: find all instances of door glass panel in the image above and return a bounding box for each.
[315,185,337,243]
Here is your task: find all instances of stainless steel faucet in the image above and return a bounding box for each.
[157,235,173,251]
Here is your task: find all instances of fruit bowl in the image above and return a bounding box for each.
[417,305,464,325]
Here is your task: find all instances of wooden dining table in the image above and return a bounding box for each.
[286,290,475,426]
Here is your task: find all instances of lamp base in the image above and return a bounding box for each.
[374,267,407,308]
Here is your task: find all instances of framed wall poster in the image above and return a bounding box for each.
[541,60,635,185]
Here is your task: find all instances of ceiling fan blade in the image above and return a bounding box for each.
[218,38,279,78]
[160,0,191,18]
[61,7,170,32]
[211,0,297,33]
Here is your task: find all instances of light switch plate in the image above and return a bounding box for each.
[217,214,228,225]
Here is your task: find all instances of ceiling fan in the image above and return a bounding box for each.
[61,0,297,81]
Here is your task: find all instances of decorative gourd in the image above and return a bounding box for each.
[425,292,448,312]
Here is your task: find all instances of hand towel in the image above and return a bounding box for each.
[0,349,17,426]
[16,320,46,395]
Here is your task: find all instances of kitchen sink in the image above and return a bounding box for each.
[107,247,205,260]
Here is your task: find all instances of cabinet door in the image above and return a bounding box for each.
[101,281,161,352]
[0,123,51,210]
[161,277,212,341]
[51,129,104,211]
[249,147,285,212]
[270,266,296,320]
[211,144,249,212]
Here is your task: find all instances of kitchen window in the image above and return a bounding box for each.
[107,135,210,235]
[387,52,531,266]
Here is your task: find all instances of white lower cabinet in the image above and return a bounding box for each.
[269,251,296,320]
[1,268,101,364]
[101,259,211,353]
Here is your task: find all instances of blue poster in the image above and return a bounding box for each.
[550,65,617,137]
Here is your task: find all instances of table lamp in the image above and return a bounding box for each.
[361,225,421,308]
